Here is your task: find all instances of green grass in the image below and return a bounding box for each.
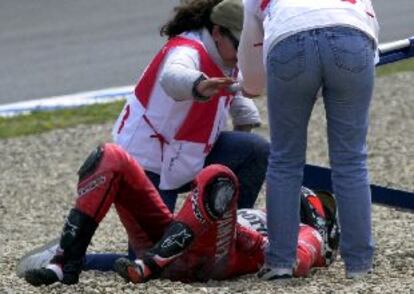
[376,57,414,76]
[0,57,413,140]
[0,101,125,139]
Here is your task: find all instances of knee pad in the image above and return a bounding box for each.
[195,165,238,220]
[204,176,236,219]
[77,145,104,180]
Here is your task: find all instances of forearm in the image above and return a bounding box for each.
[160,62,202,101]
[238,10,266,96]
[159,48,203,101]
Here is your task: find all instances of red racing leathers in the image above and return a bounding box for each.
[75,143,173,258]
[75,143,328,282]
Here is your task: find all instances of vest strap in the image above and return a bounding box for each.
[143,115,169,162]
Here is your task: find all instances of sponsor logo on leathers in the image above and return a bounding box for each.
[191,188,206,224]
[78,175,106,197]
[63,220,78,238]
[215,210,234,260]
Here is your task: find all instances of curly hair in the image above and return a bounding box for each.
[160,0,223,39]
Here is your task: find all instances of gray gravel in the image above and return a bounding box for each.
[1,72,414,293]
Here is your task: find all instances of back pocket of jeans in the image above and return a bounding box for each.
[268,36,305,81]
[326,30,371,73]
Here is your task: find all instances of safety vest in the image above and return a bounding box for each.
[113,36,234,189]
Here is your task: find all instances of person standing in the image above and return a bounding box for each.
[238,0,379,280]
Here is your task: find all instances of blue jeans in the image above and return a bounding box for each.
[83,130,269,271]
[265,27,375,274]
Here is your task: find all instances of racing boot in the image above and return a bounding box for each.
[115,221,194,283]
[25,208,98,286]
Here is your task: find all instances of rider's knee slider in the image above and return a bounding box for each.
[193,164,238,220]
[204,176,236,219]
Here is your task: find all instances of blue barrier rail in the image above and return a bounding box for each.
[377,36,414,66]
[303,165,414,211]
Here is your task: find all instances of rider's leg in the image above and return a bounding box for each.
[114,164,239,283]
[24,143,172,286]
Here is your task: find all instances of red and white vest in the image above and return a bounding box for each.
[112,36,234,189]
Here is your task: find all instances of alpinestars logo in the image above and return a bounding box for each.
[63,220,79,238]
[61,219,80,248]
[161,229,192,249]
[78,175,106,197]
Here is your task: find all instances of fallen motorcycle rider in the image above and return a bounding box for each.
[18,143,339,286]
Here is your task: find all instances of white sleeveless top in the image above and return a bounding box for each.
[239,0,380,95]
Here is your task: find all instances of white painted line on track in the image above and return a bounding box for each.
[0,85,134,117]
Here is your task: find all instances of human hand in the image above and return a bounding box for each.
[195,77,235,99]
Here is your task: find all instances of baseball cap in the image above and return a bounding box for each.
[210,0,243,41]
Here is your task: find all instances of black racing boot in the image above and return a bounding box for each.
[25,209,98,286]
[115,221,194,283]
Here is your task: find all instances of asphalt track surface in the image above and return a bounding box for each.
[0,0,413,104]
